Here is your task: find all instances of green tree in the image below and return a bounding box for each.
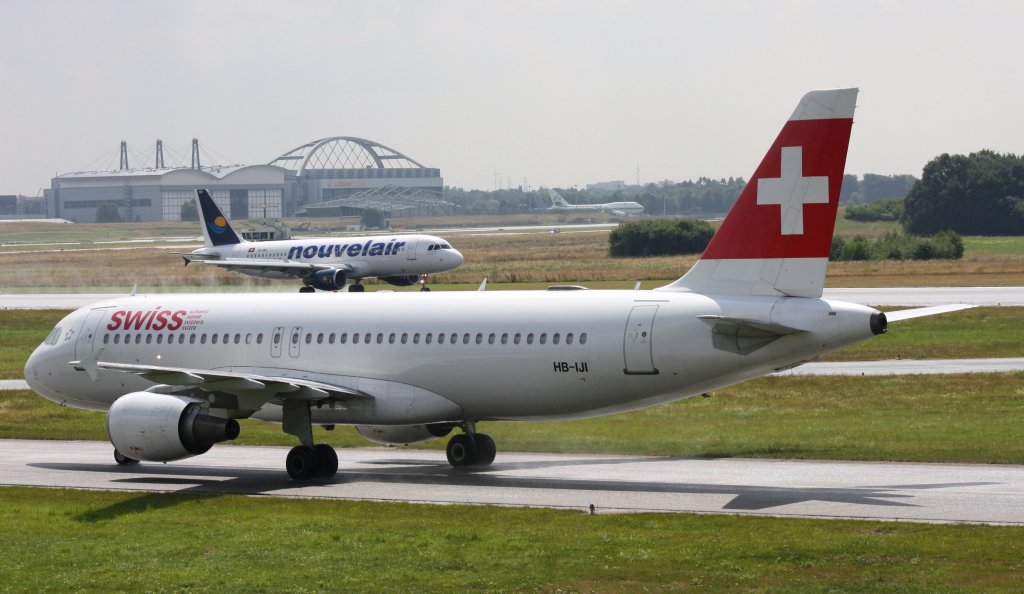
[608,218,715,257]
[360,208,386,229]
[95,202,123,223]
[180,199,198,222]
[901,151,1024,235]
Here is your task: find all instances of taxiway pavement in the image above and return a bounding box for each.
[3,439,1022,525]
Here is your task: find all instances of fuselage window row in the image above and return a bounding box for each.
[100,330,586,349]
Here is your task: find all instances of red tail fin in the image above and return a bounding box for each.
[659,88,857,298]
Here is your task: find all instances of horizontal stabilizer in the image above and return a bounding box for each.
[884,303,976,322]
[698,315,806,356]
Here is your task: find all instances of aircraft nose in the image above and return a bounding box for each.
[24,337,70,404]
[452,249,465,266]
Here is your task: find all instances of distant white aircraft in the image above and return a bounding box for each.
[25,88,971,481]
[180,189,463,292]
[548,189,644,216]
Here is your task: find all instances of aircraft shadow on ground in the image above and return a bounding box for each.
[30,460,998,522]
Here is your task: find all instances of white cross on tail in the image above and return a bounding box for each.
[756,146,829,235]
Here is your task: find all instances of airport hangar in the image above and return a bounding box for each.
[42,137,454,223]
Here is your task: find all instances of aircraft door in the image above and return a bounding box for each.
[623,305,659,375]
[270,326,284,358]
[406,238,418,260]
[75,308,111,361]
[288,327,302,358]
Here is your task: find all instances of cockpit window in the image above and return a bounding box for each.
[440,244,451,249]
[44,327,62,345]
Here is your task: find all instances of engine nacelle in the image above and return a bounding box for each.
[107,392,240,462]
[356,423,455,445]
[304,268,348,291]
[382,275,420,287]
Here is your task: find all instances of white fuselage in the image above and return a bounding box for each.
[193,233,463,280]
[25,290,879,426]
[549,202,645,216]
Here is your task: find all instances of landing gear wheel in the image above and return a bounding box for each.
[420,286,431,292]
[474,433,496,465]
[113,449,139,466]
[314,444,338,478]
[286,445,319,480]
[299,286,315,293]
[446,433,478,467]
[348,284,365,293]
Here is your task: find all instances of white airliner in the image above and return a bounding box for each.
[181,189,463,291]
[548,189,645,216]
[25,88,970,481]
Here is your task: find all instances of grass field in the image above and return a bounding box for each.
[5,372,1024,463]
[2,214,1024,290]
[1,487,1021,593]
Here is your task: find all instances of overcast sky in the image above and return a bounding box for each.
[1,0,1021,195]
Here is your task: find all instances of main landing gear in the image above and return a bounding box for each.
[445,422,496,467]
[113,449,139,466]
[348,282,364,292]
[283,400,339,481]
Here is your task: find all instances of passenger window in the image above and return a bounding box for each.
[104,334,111,344]
[353,333,360,344]
[376,333,384,344]
[463,333,470,345]
[475,333,483,345]
[317,333,324,344]
[450,333,457,344]
[200,334,207,344]
[514,333,521,345]
[401,333,408,344]
[388,333,396,344]
[234,334,241,344]
[566,333,574,345]
[540,333,547,345]
[426,333,433,344]
[553,333,560,345]
[414,333,421,344]
[436,333,443,344]
[136,334,143,344]
[190,334,197,344]
[292,333,299,345]
[527,333,534,345]
[501,333,508,344]
[223,333,230,344]
[246,333,253,344]
[305,333,312,344]
[580,333,588,345]
[156,334,163,344]
[340,333,347,344]
[257,333,263,344]
[328,333,335,344]
[179,334,186,344]
[364,333,371,344]
[113,334,120,344]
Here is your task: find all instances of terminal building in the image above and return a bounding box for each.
[43,137,450,222]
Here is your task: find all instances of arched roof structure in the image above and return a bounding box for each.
[269,137,427,176]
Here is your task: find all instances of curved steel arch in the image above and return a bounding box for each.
[269,137,426,176]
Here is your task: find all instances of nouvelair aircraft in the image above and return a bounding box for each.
[548,189,645,216]
[180,190,464,292]
[25,88,969,480]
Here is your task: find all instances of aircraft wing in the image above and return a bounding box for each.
[72,358,372,402]
[182,256,344,278]
[884,303,976,322]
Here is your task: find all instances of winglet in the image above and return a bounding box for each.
[658,88,858,298]
[196,189,243,247]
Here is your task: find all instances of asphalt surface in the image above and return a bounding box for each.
[2,439,1021,525]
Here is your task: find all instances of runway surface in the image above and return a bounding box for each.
[3,439,1022,525]
[2,287,1023,309]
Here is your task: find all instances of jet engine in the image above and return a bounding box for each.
[356,423,455,445]
[107,392,240,462]
[382,275,420,287]
[304,268,348,291]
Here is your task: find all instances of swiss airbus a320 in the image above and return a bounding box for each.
[181,189,463,292]
[25,88,968,480]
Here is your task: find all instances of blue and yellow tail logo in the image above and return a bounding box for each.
[197,189,241,246]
